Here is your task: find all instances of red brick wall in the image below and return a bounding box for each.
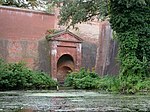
[0,6,55,40]
[0,6,55,72]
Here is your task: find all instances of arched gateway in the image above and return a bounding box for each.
[47,30,83,83]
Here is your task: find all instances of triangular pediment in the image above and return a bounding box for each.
[46,30,83,43]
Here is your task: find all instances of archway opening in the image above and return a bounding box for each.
[57,54,74,83]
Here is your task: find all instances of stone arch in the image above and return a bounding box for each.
[57,54,74,83]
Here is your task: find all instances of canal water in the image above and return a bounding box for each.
[0,90,149,112]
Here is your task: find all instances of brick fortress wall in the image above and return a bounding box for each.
[0,6,55,73]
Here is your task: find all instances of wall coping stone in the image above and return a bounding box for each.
[0,5,54,16]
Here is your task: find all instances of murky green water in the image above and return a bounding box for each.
[0,90,149,112]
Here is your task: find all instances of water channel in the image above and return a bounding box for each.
[0,90,149,112]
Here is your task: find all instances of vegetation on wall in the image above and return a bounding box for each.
[0,59,57,90]
[110,0,150,74]
[109,0,150,93]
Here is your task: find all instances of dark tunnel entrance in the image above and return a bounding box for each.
[57,54,74,83]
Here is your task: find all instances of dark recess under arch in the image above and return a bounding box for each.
[57,54,74,83]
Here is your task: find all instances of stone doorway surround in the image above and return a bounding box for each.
[47,30,83,83]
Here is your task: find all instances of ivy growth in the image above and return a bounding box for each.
[109,0,150,76]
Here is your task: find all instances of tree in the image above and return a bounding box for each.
[52,0,108,27]
[0,0,45,9]
[52,0,150,93]
[0,0,55,13]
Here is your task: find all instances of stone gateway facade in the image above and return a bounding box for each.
[46,30,83,82]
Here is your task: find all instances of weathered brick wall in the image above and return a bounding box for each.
[71,22,99,70]
[71,21,119,75]
[54,7,99,71]
[81,42,97,70]
[0,6,55,73]
[74,21,119,75]
[95,21,119,75]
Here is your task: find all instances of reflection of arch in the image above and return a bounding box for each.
[57,54,74,82]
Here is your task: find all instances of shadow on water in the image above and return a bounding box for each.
[0,90,150,112]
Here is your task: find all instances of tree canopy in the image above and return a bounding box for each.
[52,0,149,26]
[0,0,46,9]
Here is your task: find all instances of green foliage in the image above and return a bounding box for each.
[108,0,150,93]
[65,68,150,94]
[109,0,150,92]
[136,78,150,90]
[98,75,150,94]
[0,59,57,90]
[96,76,120,92]
[0,0,46,9]
[45,3,55,14]
[65,68,100,89]
[51,0,108,28]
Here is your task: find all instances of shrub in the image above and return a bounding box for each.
[96,76,120,92]
[136,78,150,91]
[65,68,150,94]
[0,60,57,90]
[65,69,121,91]
[118,75,150,94]
[64,68,100,89]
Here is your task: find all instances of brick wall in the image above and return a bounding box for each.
[71,22,99,70]
[73,21,119,75]
[0,6,55,73]
[95,21,119,75]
